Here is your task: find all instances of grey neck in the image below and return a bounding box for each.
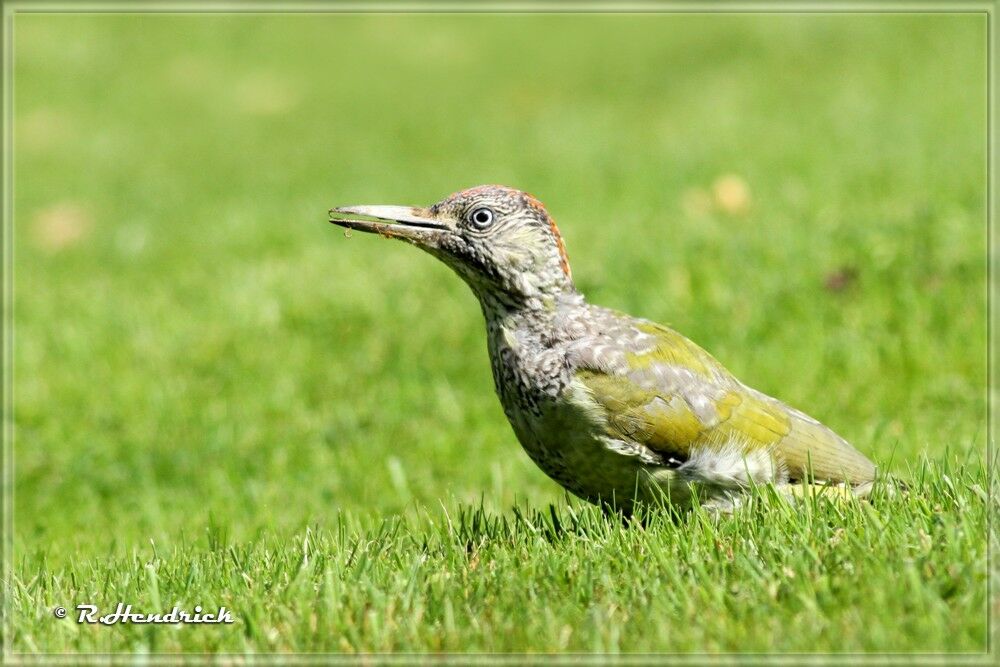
[474,285,585,330]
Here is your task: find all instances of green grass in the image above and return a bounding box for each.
[11,466,991,653]
[9,12,988,655]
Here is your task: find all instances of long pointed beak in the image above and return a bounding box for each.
[328,205,450,244]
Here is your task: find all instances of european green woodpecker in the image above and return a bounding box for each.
[329,185,877,513]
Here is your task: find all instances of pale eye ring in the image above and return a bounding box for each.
[469,207,494,229]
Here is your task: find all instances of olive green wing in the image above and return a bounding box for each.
[571,319,876,484]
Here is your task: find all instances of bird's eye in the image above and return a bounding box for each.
[469,207,494,229]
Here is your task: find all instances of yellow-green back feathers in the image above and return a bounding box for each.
[574,319,875,485]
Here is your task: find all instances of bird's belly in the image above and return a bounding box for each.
[503,382,658,508]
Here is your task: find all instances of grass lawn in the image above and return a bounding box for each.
[8,12,988,655]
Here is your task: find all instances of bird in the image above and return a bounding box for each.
[329,185,878,513]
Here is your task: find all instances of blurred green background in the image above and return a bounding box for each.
[13,13,985,563]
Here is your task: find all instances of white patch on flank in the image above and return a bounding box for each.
[678,438,788,491]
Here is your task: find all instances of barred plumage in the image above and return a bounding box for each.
[330,185,877,513]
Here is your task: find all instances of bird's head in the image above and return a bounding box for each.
[330,185,575,305]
